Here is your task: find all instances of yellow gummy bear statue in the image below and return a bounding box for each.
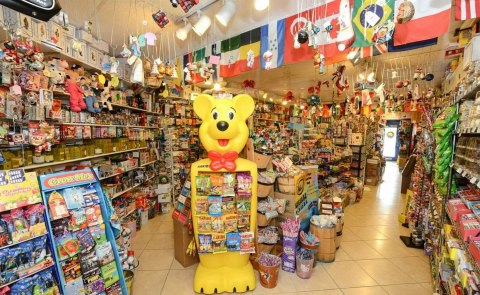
[191,94,257,294]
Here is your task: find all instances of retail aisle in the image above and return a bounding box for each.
[131,162,433,295]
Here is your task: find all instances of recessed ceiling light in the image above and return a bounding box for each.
[255,0,269,11]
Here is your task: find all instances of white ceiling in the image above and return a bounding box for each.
[57,0,468,104]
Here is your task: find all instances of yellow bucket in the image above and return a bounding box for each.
[124,270,134,294]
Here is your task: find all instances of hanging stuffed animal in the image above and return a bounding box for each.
[263,51,273,70]
[374,83,385,103]
[332,65,347,94]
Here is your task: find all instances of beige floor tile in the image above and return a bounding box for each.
[348,227,389,241]
[388,257,432,283]
[161,269,197,295]
[290,265,338,292]
[382,283,432,295]
[341,241,384,260]
[145,234,175,250]
[333,248,352,261]
[323,261,377,288]
[131,236,152,251]
[170,258,199,270]
[156,221,174,234]
[297,290,343,295]
[341,286,387,295]
[138,249,174,270]
[356,259,416,285]
[364,240,417,258]
[419,282,433,292]
[132,270,169,295]
[341,228,362,242]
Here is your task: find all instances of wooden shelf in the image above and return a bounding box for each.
[0,233,48,251]
[58,122,158,129]
[22,147,147,170]
[99,160,158,180]
[110,103,163,116]
[111,175,156,199]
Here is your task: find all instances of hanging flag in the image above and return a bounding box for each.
[348,44,387,62]
[238,27,261,72]
[220,28,261,77]
[284,0,355,63]
[455,0,480,20]
[352,0,394,48]
[393,0,451,46]
[183,47,206,82]
[387,38,437,52]
[260,19,286,70]
[206,41,222,81]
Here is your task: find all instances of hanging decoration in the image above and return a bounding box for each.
[152,10,169,28]
[332,65,348,95]
[351,0,394,47]
[170,0,200,13]
[242,80,256,89]
[284,91,295,103]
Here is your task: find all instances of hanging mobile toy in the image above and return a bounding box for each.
[152,10,169,28]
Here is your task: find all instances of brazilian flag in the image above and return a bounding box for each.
[352,0,394,48]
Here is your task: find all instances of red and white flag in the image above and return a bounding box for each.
[393,0,451,46]
[455,0,480,20]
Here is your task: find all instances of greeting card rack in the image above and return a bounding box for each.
[38,168,127,294]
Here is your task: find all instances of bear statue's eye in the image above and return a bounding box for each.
[212,110,219,120]
[228,111,235,120]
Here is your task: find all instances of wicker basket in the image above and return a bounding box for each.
[146,76,161,88]
[254,151,272,169]
[257,211,271,227]
[258,182,274,197]
[257,242,275,254]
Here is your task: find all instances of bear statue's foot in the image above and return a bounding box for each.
[194,262,256,294]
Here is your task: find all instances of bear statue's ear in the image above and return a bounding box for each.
[233,94,255,120]
[193,94,214,120]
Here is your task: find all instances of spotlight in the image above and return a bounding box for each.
[213,83,221,91]
[255,0,269,11]
[176,19,192,41]
[216,0,236,26]
[192,11,211,36]
[269,98,273,102]
[263,93,267,99]
[282,100,287,105]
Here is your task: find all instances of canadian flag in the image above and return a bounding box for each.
[455,0,480,20]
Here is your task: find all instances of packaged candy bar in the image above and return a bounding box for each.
[195,196,208,215]
[223,173,236,196]
[105,281,122,295]
[68,208,87,232]
[211,216,224,233]
[212,233,226,254]
[226,232,241,252]
[56,233,80,260]
[224,215,238,232]
[51,218,68,238]
[237,173,252,198]
[240,231,255,254]
[61,255,82,283]
[222,196,235,215]
[196,176,211,196]
[198,234,213,254]
[208,196,222,216]
[64,187,86,209]
[237,214,250,231]
[85,205,103,227]
[209,174,224,195]
[100,261,119,288]
[197,216,212,233]
[0,218,11,247]
[32,235,47,264]
[236,200,251,214]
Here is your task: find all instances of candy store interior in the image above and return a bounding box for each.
[0,0,478,294]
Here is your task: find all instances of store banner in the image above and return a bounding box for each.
[260,19,285,70]
[352,0,394,48]
[455,0,480,20]
[220,28,261,77]
[387,37,437,52]
[284,0,355,63]
[393,0,451,46]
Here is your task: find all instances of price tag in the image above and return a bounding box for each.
[477,180,480,187]
[463,171,468,177]
[471,177,477,184]
[458,167,463,173]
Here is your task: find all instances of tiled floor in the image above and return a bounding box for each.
[130,162,433,295]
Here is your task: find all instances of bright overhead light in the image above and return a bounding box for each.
[269,98,273,102]
[213,83,221,91]
[192,12,211,36]
[263,93,267,99]
[255,0,269,11]
[300,105,305,110]
[216,0,236,26]
[176,19,192,41]
[358,73,365,81]
[282,100,287,105]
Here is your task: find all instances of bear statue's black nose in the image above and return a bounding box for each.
[217,121,229,131]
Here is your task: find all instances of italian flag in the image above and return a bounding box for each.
[220,28,261,78]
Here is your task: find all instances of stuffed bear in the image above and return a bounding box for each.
[79,77,101,113]
[43,58,68,90]
[65,78,86,112]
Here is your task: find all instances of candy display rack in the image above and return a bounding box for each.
[38,168,127,294]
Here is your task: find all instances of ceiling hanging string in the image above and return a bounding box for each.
[93,0,101,40]
[124,0,132,45]
[135,0,139,36]
[110,0,117,55]
[167,31,171,62]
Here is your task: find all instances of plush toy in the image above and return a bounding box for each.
[78,77,101,113]
[43,59,68,89]
[65,79,86,112]
[110,57,119,75]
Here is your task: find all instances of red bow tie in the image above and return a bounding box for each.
[208,151,238,171]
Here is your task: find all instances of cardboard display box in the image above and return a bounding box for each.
[365,176,379,186]
[173,219,199,267]
[401,156,416,194]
